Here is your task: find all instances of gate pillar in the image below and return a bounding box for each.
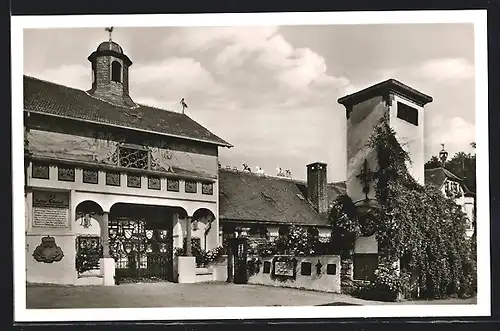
[100,211,115,286]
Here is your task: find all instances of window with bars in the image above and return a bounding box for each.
[118,145,150,170]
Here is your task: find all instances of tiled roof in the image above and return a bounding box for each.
[23,75,232,147]
[218,169,329,226]
[424,167,463,188]
[294,181,346,207]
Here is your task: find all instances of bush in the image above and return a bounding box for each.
[351,263,410,302]
[252,225,332,257]
[175,238,224,267]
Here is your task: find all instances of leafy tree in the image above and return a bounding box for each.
[330,121,477,300]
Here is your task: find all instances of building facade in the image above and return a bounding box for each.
[24,39,231,285]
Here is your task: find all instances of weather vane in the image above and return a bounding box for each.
[180,98,188,114]
[105,27,114,42]
[439,143,448,165]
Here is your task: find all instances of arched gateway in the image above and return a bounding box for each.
[108,203,185,282]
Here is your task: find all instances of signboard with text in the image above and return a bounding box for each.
[32,191,69,228]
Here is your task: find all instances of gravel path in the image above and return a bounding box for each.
[26,282,476,309]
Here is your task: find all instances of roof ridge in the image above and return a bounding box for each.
[219,168,346,186]
[24,75,188,116]
[24,74,85,91]
[84,91,140,110]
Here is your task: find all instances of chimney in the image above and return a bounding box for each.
[307,162,328,213]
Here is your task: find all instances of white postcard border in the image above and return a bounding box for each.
[12,10,490,322]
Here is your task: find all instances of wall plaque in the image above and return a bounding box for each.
[271,256,297,280]
[33,236,64,263]
[326,263,337,275]
[274,261,294,277]
[32,191,69,228]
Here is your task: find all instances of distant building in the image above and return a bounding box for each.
[425,167,476,237]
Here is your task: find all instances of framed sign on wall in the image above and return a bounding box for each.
[32,191,70,228]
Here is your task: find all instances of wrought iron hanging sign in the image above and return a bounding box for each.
[356,159,375,199]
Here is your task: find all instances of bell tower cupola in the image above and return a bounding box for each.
[87,27,136,107]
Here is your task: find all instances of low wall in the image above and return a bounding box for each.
[248,255,341,293]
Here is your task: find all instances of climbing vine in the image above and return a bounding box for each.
[329,119,477,299]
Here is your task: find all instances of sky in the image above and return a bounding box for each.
[23,24,476,182]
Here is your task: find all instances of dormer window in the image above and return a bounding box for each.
[111,61,122,83]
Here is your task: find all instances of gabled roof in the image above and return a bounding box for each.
[23,75,232,148]
[218,169,329,226]
[424,167,463,188]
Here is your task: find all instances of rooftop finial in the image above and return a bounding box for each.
[439,143,448,166]
[105,27,114,42]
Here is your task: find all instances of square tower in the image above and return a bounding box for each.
[338,79,433,204]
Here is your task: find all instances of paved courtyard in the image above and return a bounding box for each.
[26,282,477,309]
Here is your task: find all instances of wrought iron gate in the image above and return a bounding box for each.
[109,216,173,282]
[229,237,248,284]
[75,236,102,276]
